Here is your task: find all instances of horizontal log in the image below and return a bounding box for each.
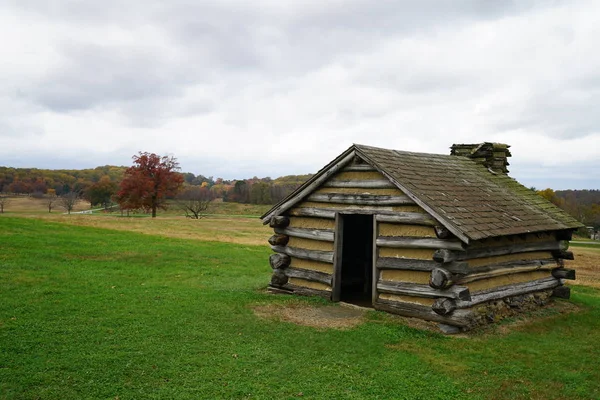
[433,241,566,263]
[289,206,420,218]
[552,268,576,280]
[274,227,335,242]
[307,193,415,206]
[269,253,291,269]
[376,236,465,251]
[374,300,474,328]
[431,261,558,288]
[288,207,336,219]
[268,234,289,246]
[468,258,557,274]
[552,286,571,299]
[267,284,293,295]
[376,258,470,274]
[271,245,334,263]
[343,164,377,172]
[281,283,332,300]
[457,265,551,284]
[284,267,332,286]
[451,276,561,309]
[375,213,436,226]
[377,280,471,300]
[322,179,396,189]
[269,216,290,228]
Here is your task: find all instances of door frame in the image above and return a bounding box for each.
[331,213,344,302]
[331,212,377,304]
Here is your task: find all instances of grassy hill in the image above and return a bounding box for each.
[1,215,599,399]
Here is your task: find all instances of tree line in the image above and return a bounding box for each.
[0,155,312,216]
[537,188,600,230]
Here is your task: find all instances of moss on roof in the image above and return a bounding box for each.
[355,144,583,241]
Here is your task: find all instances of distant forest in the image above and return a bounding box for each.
[0,166,598,228]
[0,166,311,206]
[540,188,600,229]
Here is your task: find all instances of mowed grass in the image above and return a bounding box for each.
[24,214,273,246]
[3,197,273,245]
[0,196,270,218]
[1,217,600,399]
[567,243,600,289]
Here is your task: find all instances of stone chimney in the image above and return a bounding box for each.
[450,142,511,174]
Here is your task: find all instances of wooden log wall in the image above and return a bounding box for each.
[372,205,475,316]
[424,231,576,321]
[268,211,338,296]
[373,214,575,329]
[268,164,431,297]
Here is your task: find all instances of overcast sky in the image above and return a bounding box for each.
[1,1,598,189]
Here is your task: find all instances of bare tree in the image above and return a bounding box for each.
[59,192,80,214]
[175,187,214,219]
[0,194,11,213]
[45,194,59,213]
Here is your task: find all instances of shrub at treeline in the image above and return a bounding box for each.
[1,159,598,228]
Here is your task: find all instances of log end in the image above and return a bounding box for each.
[456,287,471,301]
[269,253,291,270]
[430,267,454,289]
[434,226,452,239]
[269,216,290,229]
[268,234,289,246]
[433,249,456,263]
[552,250,574,260]
[432,298,457,316]
[270,269,289,286]
[552,268,576,280]
[552,285,571,299]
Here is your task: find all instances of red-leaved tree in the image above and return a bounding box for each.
[117,152,184,218]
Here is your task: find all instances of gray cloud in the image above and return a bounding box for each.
[26,43,186,112]
[0,0,598,188]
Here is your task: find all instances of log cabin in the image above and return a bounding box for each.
[261,143,584,332]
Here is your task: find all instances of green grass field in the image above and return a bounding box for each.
[1,216,600,399]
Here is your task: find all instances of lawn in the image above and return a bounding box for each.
[1,216,599,399]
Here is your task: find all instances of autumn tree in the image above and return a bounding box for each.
[117,152,184,218]
[249,182,272,204]
[175,186,215,219]
[8,179,30,194]
[86,176,118,209]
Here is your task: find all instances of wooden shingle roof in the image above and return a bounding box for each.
[261,144,583,243]
[354,144,583,242]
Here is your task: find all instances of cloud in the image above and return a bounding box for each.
[0,0,598,190]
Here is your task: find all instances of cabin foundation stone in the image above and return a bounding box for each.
[470,289,553,326]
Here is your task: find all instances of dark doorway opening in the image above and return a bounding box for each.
[339,214,373,307]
